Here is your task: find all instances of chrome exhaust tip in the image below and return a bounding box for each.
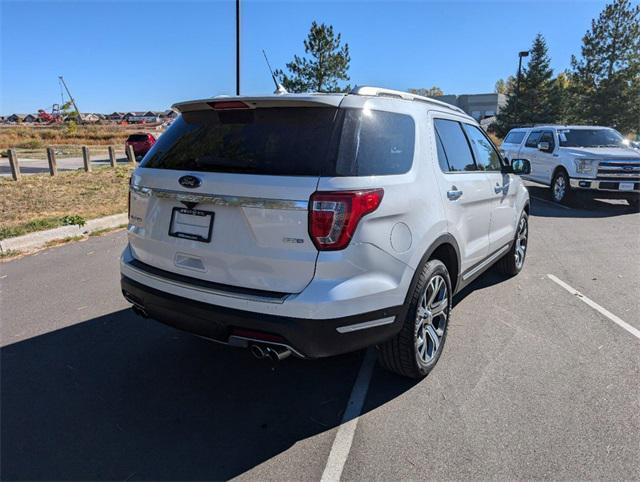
[265,345,292,362]
[250,344,266,359]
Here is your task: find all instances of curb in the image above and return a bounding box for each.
[0,213,128,253]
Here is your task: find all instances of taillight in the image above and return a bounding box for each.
[309,189,384,251]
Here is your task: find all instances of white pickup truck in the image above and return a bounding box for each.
[501,125,640,207]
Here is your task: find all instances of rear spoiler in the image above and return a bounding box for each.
[172,94,345,113]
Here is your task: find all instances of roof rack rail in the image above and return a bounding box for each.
[350,86,466,114]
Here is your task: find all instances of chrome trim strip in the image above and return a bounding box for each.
[131,186,308,211]
[123,260,288,304]
[336,316,396,334]
[462,244,510,281]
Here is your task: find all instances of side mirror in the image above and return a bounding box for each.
[537,141,552,153]
[511,159,531,175]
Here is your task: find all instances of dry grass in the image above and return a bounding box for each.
[0,165,132,239]
[0,124,160,150]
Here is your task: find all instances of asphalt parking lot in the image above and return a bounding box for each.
[1,184,639,480]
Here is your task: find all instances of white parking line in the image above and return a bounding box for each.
[548,274,640,340]
[321,348,376,482]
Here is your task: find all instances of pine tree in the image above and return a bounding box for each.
[275,22,351,93]
[518,34,561,126]
[492,34,560,136]
[568,0,640,134]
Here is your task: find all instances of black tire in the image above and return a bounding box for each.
[496,211,529,276]
[550,169,572,204]
[378,259,452,379]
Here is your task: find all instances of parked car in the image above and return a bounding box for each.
[125,133,156,159]
[121,87,530,378]
[501,125,640,207]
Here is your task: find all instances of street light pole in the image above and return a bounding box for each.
[236,0,240,96]
[514,50,529,125]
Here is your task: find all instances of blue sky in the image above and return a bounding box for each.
[1,0,614,114]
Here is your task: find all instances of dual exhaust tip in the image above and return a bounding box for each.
[250,344,291,362]
[130,304,291,362]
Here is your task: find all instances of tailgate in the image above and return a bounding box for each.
[129,169,318,294]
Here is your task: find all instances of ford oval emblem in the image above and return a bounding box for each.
[178,175,201,189]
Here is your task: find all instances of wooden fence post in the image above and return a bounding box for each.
[8,149,21,181]
[108,146,117,167]
[46,147,57,176]
[126,145,136,164]
[82,146,91,172]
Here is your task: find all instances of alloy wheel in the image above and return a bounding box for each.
[415,275,449,364]
[553,175,566,202]
[515,216,528,269]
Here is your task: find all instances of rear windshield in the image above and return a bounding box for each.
[503,131,526,144]
[140,107,415,176]
[127,134,149,142]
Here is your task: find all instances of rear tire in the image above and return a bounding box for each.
[378,259,451,379]
[496,211,528,276]
[551,169,571,204]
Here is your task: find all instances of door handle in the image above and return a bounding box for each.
[495,183,510,194]
[447,188,463,201]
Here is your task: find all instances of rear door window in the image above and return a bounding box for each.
[434,119,477,172]
[503,131,526,144]
[128,134,149,142]
[525,131,542,148]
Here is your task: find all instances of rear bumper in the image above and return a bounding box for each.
[570,178,640,194]
[121,275,404,358]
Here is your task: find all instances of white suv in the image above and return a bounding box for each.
[501,125,640,207]
[121,86,530,378]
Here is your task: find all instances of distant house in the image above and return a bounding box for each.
[126,111,160,123]
[162,109,177,119]
[6,114,26,123]
[22,114,38,123]
[81,113,101,123]
[106,112,125,121]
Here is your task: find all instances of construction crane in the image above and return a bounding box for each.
[58,76,82,123]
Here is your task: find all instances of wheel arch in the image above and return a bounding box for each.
[408,234,461,300]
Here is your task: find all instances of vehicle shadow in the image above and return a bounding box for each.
[0,308,411,481]
[526,184,638,218]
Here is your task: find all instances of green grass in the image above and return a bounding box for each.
[0,249,21,259]
[0,217,64,239]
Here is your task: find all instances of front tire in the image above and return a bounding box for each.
[378,259,451,379]
[551,170,571,204]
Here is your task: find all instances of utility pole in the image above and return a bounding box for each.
[514,50,529,125]
[236,0,240,96]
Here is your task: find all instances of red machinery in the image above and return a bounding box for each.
[37,104,63,124]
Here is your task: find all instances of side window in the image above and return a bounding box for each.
[433,119,477,172]
[540,131,555,151]
[504,131,526,145]
[434,131,450,172]
[463,124,502,171]
[525,131,542,148]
